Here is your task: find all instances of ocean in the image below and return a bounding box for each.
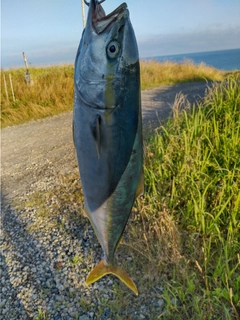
[148,48,240,71]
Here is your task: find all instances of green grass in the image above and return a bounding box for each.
[33,309,48,320]
[1,61,226,128]
[137,74,240,318]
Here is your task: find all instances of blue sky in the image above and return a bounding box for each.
[1,0,240,68]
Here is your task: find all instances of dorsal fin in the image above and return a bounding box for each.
[90,114,101,159]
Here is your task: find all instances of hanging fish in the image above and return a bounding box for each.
[73,0,143,295]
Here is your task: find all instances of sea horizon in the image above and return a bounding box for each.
[148,48,240,71]
[1,47,240,71]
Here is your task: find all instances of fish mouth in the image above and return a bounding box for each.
[87,0,128,34]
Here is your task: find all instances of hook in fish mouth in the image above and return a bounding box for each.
[84,0,128,34]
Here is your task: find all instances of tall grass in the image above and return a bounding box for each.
[136,75,240,318]
[1,61,225,128]
[140,59,224,89]
[1,65,74,128]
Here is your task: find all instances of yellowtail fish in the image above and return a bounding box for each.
[73,0,143,295]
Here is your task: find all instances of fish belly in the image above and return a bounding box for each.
[74,103,143,262]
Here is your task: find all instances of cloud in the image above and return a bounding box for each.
[138,26,240,57]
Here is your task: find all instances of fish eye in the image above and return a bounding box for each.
[107,41,120,59]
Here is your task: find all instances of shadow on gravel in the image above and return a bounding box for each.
[0,195,63,319]
[0,251,31,320]
[1,193,103,320]
[1,196,31,319]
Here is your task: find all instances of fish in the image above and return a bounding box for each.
[73,0,143,295]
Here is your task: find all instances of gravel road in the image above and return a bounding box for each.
[1,82,209,320]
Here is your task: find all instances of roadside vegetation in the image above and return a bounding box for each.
[1,65,74,128]
[14,74,240,319]
[1,60,226,128]
[140,59,224,89]
[137,75,240,319]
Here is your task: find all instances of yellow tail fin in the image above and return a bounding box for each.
[86,259,138,295]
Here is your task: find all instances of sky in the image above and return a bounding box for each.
[1,0,240,69]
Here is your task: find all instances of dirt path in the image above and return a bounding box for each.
[1,82,209,202]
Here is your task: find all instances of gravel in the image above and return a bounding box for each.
[1,83,209,319]
[1,174,166,319]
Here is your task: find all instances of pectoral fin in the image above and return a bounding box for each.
[86,259,138,295]
[90,114,101,159]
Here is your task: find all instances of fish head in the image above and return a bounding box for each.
[74,0,139,109]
